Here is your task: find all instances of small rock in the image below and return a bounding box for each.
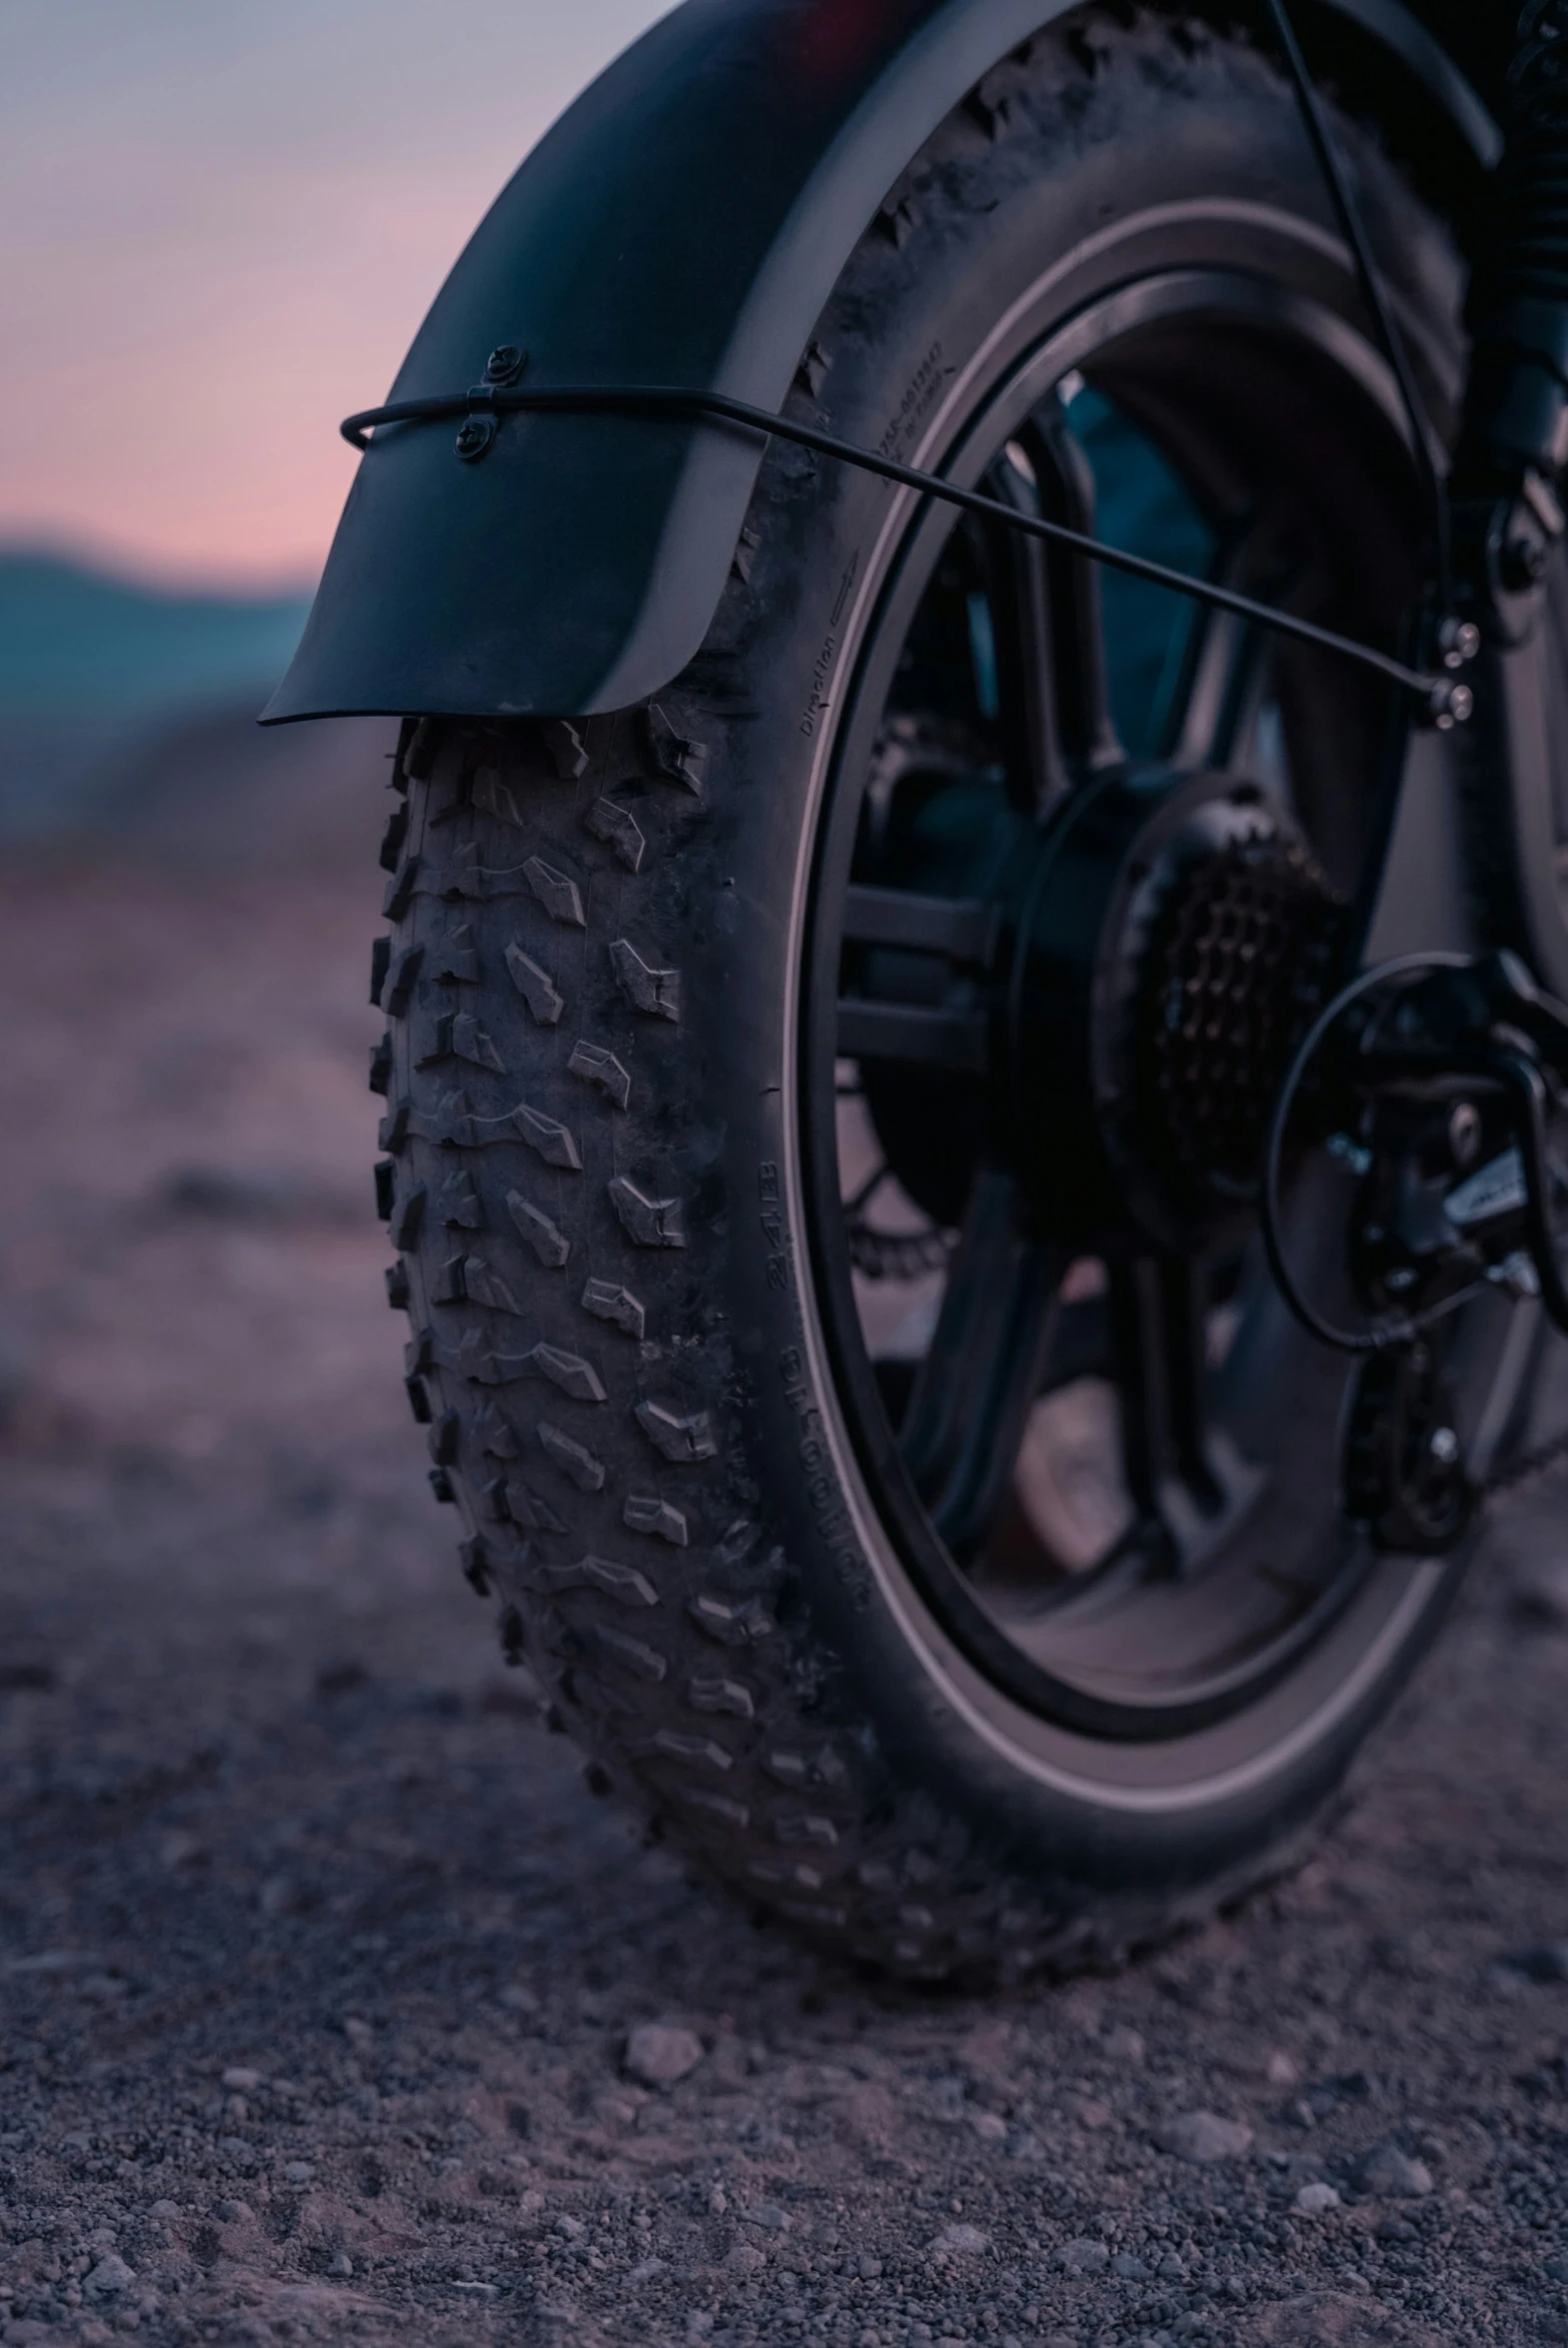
[220,2067,262,2093]
[1294,2181,1341,2215]
[499,1982,540,2014]
[707,2186,728,2215]
[1511,1941,1568,1983]
[931,2222,990,2255]
[969,2110,1007,2141]
[159,1830,205,1869]
[1103,2025,1145,2064]
[1508,1552,1568,1628]
[1376,2216,1417,2244]
[147,2200,181,2221]
[1157,2251,1187,2280]
[1068,2093,1114,2130]
[83,2256,135,2297]
[628,2258,665,2285]
[624,2021,705,2087]
[326,2251,353,2278]
[743,2202,787,2231]
[1266,2050,1301,2086]
[1154,2110,1254,2163]
[1109,2250,1148,2279]
[557,2215,585,2240]
[451,2280,499,2298]
[283,2160,316,2185]
[1356,2143,1432,2198]
[1057,2236,1110,2276]
[856,2254,883,2279]
[725,2242,767,2274]
[214,2199,253,2224]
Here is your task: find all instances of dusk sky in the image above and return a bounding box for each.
[1,1,674,591]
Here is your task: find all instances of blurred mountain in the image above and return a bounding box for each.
[0,548,391,864]
[0,549,312,724]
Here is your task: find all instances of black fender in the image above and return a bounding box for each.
[264,0,1498,726]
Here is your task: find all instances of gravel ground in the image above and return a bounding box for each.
[5,842,1568,2348]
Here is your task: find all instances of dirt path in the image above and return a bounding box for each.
[4,852,1568,2348]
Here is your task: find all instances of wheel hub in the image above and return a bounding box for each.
[1008,767,1342,1245]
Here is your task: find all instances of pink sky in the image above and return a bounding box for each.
[0,1,672,592]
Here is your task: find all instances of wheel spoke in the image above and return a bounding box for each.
[835,999,988,1072]
[979,450,1068,814]
[838,884,996,1074]
[841,886,998,962]
[1107,1253,1222,1531]
[900,1169,1065,1555]
[1021,406,1123,779]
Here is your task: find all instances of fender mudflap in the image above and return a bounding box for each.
[264,0,1496,727]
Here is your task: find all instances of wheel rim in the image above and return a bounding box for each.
[799,261,1522,1757]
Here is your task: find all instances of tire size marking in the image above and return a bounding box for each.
[780,1343,860,1579]
[876,341,946,461]
[759,1160,792,1291]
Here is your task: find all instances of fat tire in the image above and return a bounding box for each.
[373,7,1483,1979]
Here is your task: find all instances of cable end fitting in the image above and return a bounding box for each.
[1425,677,1475,731]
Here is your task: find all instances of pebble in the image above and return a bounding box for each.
[214,2200,253,2224]
[82,2256,134,2298]
[1057,2236,1110,2276]
[326,2251,353,2278]
[627,2258,665,2285]
[283,2160,316,2185]
[624,2021,705,2086]
[1266,2050,1301,2086]
[1153,2110,1255,2162]
[968,2110,1007,2141]
[1110,2250,1148,2278]
[450,2280,498,2298]
[743,2202,786,2231]
[930,2223,990,2255]
[220,2066,262,2092]
[1510,1941,1568,1983]
[147,2200,180,2221]
[725,2242,767,2274]
[1356,2144,1433,2197]
[1295,2181,1342,2215]
[1103,2025,1145,2064]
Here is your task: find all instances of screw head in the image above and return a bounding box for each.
[454,415,497,463]
[1439,617,1481,670]
[1448,1100,1482,1170]
[485,343,526,384]
[1502,530,1551,593]
[1430,678,1474,731]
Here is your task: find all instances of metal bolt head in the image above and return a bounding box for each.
[454,415,497,463]
[485,343,526,384]
[1448,1100,1482,1171]
[1429,1425,1460,1466]
[1429,678,1474,731]
[1438,617,1481,670]
[1501,530,1551,593]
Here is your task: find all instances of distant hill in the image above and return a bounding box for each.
[0,548,317,843]
[0,548,312,723]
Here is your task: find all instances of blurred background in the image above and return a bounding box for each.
[0,0,677,1469]
[0,0,672,848]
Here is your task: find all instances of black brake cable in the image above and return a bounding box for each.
[1262,0,1454,618]
[341,384,1464,716]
